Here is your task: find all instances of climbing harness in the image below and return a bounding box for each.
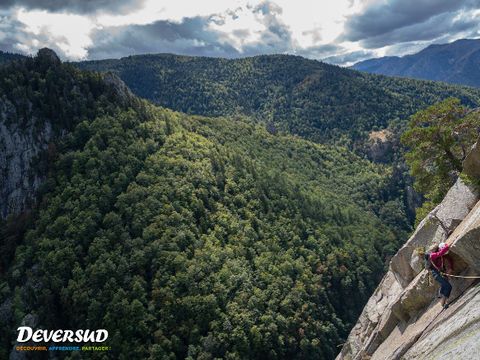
[425,247,480,279]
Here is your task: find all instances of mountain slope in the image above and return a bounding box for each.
[352,38,480,88]
[0,48,141,219]
[2,51,409,359]
[76,53,480,144]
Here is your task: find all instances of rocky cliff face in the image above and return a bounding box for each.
[0,97,53,219]
[0,49,60,219]
[337,140,480,359]
[0,49,137,220]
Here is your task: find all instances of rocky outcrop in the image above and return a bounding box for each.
[337,142,480,360]
[448,200,480,273]
[389,177,477,287]
[433,177,478,231]
[338,271,403,359]
[367,129,392,162]
[103,72,136,107]
[0,97,53,218]
[9,314,39,360]
[402,284,480,360]
[36,48,61,67]
[0,49,63,219]
[463,137,480,179]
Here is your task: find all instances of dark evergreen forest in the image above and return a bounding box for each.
[0,50,479,359]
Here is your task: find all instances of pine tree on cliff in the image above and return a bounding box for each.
[401,97,480,224]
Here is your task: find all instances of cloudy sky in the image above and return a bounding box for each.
[0,0,479,65]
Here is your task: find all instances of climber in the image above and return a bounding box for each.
[424,242,453,309]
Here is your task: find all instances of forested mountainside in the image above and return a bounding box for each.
[0,51,25,64]
[352,39,480,88]
[2,51,410,359]
[0,48,140,219]
[77,53,480,144]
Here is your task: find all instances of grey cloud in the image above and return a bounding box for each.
[88,16,242,60]
[249,1,293,52]
[207,7,244,26]
[464,27,480,39]
[383,41,435,57]
[358,10,479,49]
[297,43,344,59]
[0,0,143,14]
[342,0,478,43]
[0,15,29,54]
[226,7,242,20]
[322,50,376,65]
[0,13,72,58]
[302,27,323,44]
[252,1,283,16]
[87,1,296,59]
[232,29,250,39]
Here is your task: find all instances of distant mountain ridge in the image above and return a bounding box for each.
[352,38,480,87]
[76,52,480,144]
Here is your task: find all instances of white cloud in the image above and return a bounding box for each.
[96,0,358,51]
[16,8,96,59]
[1,0,479,64]
[96,0,245,27]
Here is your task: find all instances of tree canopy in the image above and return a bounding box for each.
[0,53,413,360]
[401,98,480,222]
[3,50,480,360]
[77,54,480,145]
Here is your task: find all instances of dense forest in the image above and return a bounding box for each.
[77,54,480,145]
[77,52,480,227]
[0,51,417,359]
[0,50,25,64]
[402,98,480,223]
[2,49,480,359]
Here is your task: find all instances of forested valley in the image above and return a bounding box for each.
[1,50,479,359]
[77,53,480,145]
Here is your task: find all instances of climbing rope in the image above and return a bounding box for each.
[423,247,480,279]
[441,272,480,279]
[391,278,479,358]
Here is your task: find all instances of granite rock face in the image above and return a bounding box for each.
[402,284,480,360]
[0,97,53,218]
[337,142,480,360]
[463,137,480,179]
[367,129,392,162]
[9,314,39,360]
[337,271,403,359]
[103,72,136,107]
[389,177,477,287]
[433,177,478,231]
[390,213,446,287]
[448,200,480,273]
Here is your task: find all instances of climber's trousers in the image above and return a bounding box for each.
[431,269,452,298]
